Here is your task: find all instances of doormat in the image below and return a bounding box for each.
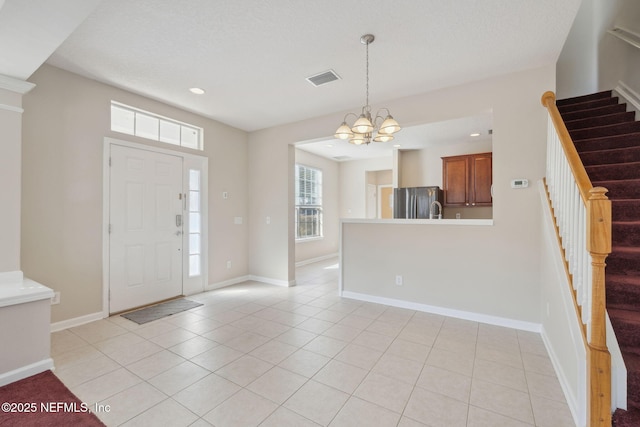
[120,298,203,324]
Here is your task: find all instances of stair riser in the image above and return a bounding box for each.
[586,164,640,181]
[580,147,640,166]
[611,318,640,348]
[565,112,635,131]
[593,181,640,199]
[558,97,619,114]
[612,201,640,221]
[556,90,612,107]
[570,122,640,140]
[613,224,640,247]
[574,134,640,153]
[608,255,640,276]
[560,103,627,121]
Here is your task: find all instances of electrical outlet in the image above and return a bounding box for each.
[266,216,271,225]
[395,275,403,286]
[227,261,232,269]
[51,292,61,305]
[222,191,229,199]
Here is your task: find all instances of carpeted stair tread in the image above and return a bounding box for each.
[564,111,636,131]
[614,407,640,427]
[580,145,640,166]
[569,121,640,141]
[558,96,619,114]
[560,103,627,122]
[592,179,640,200]
[574,132,640,153]
[586,161,640,181]
[608,308,640,351]
[608,246,640,276]
[556,90,612,106]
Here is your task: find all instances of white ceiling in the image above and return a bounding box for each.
[1,0,580,139]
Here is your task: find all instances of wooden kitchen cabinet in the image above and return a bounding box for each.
[442,152,492,207]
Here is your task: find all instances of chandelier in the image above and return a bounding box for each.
[334,34,401,145]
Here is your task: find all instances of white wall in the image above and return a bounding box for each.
[294,149,339,264]
[340,157,394,219]
[339,65,555,325]
[0,86,23,272]
[22,64,249,323]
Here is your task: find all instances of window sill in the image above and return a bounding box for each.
[296,236,324,243]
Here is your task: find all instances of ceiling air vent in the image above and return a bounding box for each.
[306,70,341,87]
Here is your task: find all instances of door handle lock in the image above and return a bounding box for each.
[175,231,182,236]
[176,214,182,227]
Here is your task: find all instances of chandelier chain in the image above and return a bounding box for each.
[365,39,369,108]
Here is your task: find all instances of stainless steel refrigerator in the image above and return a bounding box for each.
[393,186,443,219]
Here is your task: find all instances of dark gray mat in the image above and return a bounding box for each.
[121,298,203,324]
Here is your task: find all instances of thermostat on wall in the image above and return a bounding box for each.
[511,179,529,189]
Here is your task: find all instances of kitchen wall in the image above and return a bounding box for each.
[22,64,249,323]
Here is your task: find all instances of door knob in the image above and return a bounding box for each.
[175,231,182,236]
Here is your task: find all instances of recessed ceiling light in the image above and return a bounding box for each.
[470,132,481,137]
[326,144,334,148]
[189,87,205,95]
[393,144,401,148]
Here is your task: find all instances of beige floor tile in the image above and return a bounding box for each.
[173,373,240,416]
[352,330,394,352]
[313,359,368,394]
[54,354,121,388]
[181,318,223,335]
[475,342,524,369]
[274,328,318,347]
[260,406,321,427]
[147,361,210,395]
[397,416,428,426]
[526,370,567,402]
[203,389,278,426]
[352,304,387,319]
[522,352,556,376]
[247,366,308,404]
[190,344,243,371]
[322,324,362,342]
[339,313,375,330]
[425,347,475,376]
[403,385,468,427]
[303,335,348,358]
[106,339,164,366]
[470,379,535,424]
[224,331,271,352]
[433,335,477,354]
[371,353,423,386]
[329,396,400,427]
[95,382,167,426]
[366,319,405,337]
[52,343,103,370]
[467,405,534,427]
[385,339,431,363]
[473,358,528,392]
[530,394,575,427]
[126,349,185,380]
[279,348,330,377]
[201,324,245,343]
[284,380,350,426]
[149,327,198,348]
[297,317,335,334]
[168,335,217,359]
[70,319,128,344]
[250,339,298,364]
[94,331,147,354]
[397,329,437,347]
[335,343,383,370]
[312,308,347,323]
[133,320,178,339]
[120,398,198,427]
[71,367,142,405]
[215,354,273,386]
[354,371,414,413]
[416,365,472,403]
[50,330,88,356]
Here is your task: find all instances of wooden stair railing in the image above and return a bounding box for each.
[541,91,612,427]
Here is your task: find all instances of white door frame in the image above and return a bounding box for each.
[102,137,208,316]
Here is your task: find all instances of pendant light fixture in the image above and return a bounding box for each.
[335,34,401,145]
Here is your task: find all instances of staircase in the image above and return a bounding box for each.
[556,90,640,426]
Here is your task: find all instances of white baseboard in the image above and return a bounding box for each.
[249,275,295,287]
[541,326,584,427]
[205,275,251,291]
[295,253,339,267]
[0,358,54,387]
[341,291,541,332]
[50,311,104,332]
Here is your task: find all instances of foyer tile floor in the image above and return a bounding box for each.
[51,258,575,426]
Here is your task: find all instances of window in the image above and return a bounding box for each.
[110,101,203,150]
[188,169,202,277]
[295,164,323,240]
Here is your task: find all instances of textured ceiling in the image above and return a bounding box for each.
[41,0,582,133]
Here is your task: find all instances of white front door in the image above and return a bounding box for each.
[109,144,184,313]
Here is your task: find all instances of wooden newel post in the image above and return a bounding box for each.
[587,186,612,427]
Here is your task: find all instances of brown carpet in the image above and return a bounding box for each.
[0,370,105,427]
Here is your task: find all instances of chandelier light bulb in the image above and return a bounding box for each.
[334,122,353,140]
[352,115,374,134]
[379,116,401,134]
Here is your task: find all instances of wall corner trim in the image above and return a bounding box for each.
[0,74,36,94]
